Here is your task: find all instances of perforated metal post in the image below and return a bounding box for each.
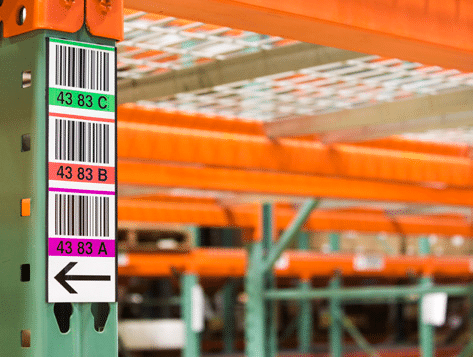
[329,233,343,357]
[0,28,118,356]
[182,273,202,357]
[245,203,276,357]
[298,232,312,353]
[182,226,202,357]
[418,237,434,357]
[222,229,236,353]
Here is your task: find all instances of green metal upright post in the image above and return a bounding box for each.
[222,229,236,353]
[189,226,201,248]
[181,226,202,357]
[298,232,313,353]
[245,203,276,357]
[0,19,120,356]
[418,237,434,357]
[182,273,202,357]
[329,233,343,357]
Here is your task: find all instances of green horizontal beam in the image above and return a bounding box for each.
[265,284,472,301]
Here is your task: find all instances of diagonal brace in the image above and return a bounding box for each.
[262,199,319,274]
[458,340,473,357]
[342,315,379,357]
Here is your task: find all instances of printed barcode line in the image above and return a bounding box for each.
[54,194,109,237]
[55,119,110,164]
[55,44,110,92]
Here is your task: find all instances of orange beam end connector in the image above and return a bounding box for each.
[0,0,123,40]
[0,0,84,37]
[86,0,124,40]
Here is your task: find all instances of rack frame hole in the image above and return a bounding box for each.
[21,71,31,88]
[53,303,73,334]
[20,264,30,282]
[21,134,30,152]
[17,7,27,26]
[21,330,30,347]
[91,303,110,332]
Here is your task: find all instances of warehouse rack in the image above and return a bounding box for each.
[115,103,473,356]
[3,0,473,356]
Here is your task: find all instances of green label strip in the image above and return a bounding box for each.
[49,88,115,112]
[50,38,114,52]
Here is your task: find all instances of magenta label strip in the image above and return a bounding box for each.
[49,187,115,195]
[48,238,115,257]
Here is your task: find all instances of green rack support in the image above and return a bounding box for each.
[329,233,343,357]
[182,273,201,357]
[418,237,434,357]
[222,229,236,354]
[245,203,277,357]
[342,315,378,357]
[0,28,118,356]
[298,232,312,354]
[265,284,471,301]
[182,226,201,357]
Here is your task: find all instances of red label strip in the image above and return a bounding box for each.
[49,162,115,184]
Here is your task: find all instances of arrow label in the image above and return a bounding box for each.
[55,262,111,294]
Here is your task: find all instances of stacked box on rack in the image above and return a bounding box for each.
[309,232,403,255]
[118,222,195,252]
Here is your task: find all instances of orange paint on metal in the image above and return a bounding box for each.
[117,124,473,188]
[117,160,473,206]
[0,0,84,37]
[0,0,122,39]
[132,50,165,59]
[117,105,470,158]
[118,199,473,237]
[118,104,265,135]
[118,248,473,279]
[123,0,473,71]
[86,0,124,40]
[351,136,470,158]
[21,198,31,217]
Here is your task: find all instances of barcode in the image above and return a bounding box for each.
[55,194,110,237]
[55,44,110,92]
[55,119,110,164]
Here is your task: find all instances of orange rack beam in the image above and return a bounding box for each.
[117,108,473,205]
[118,160,473,206]
[123,0,473,71]
[118,105,471,158]
[118,199,473,236]
[118,124,473,188]
[118,248,473,279]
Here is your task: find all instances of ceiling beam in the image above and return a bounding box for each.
[124,0,473,71]
[264,88,473,142]
[117,43,364,104]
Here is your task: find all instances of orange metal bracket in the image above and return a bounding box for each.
[0,0,122,40]
[86,0,123,40]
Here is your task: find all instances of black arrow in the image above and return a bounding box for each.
[54,262,111,294]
